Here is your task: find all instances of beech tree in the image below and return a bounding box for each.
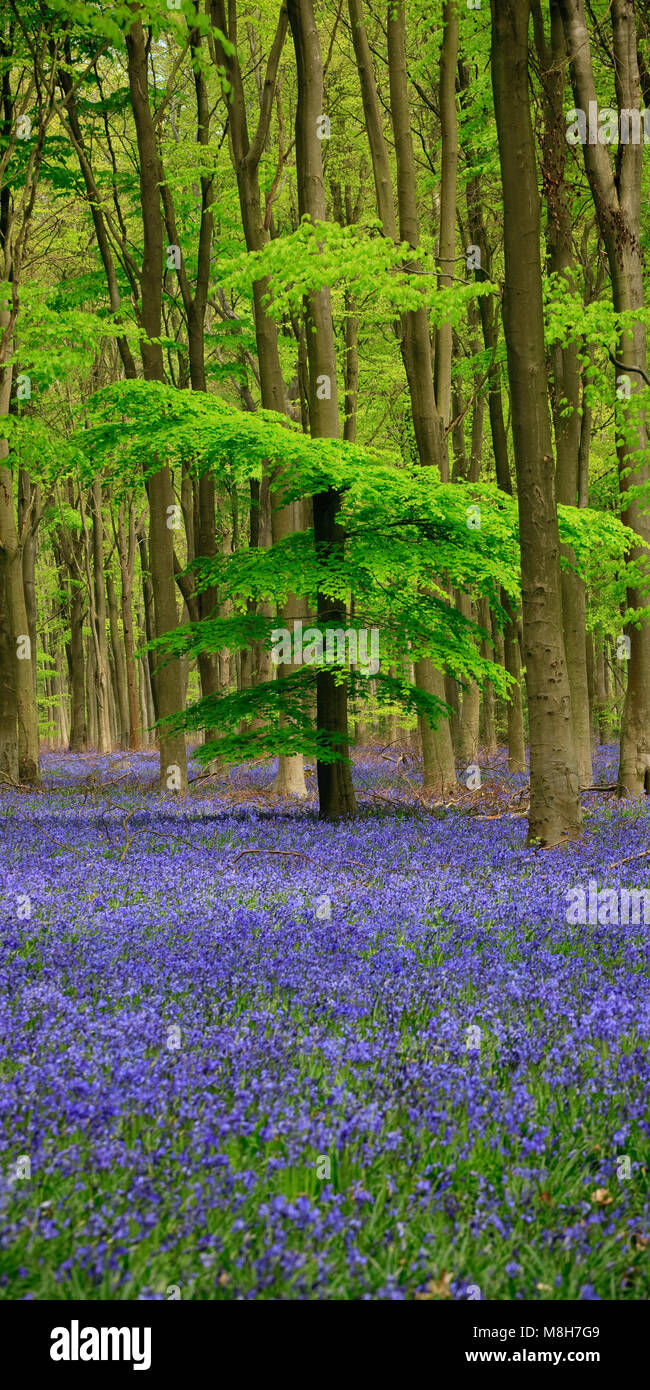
[491,0,581,845]
[559,0,650,797]
[1,0,648,841]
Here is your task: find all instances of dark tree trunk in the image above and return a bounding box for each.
[0,555,18,782]
[213,0,307,795]
[117,503,142,751]
[288,0,356,819]
[126,10,187,791]
[107,571,130,748]
[491,0,581,845]
[535,0,592,786]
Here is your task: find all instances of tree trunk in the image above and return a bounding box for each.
[0,391,40,782]
[457,593,480,762]
[536,0,592,786]
[67,578,87,752]
[503,593,526,773]
[383,0,456,790]
[492,0,581,844]
[117,503,142,750]
[214,0,307,797]
[559,0,650,796]
[107,571,129,747]
[86,480,111,754]
[434,0,459,444]
[126,11,187,791]
[0,554,18,783]
[479,597,498,754]
[288,0,356,818]
[86,636,98,750]
[386,0,446,474]
[595,637,615,744]
[18,470,37,703]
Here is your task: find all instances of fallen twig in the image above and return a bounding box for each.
[232,846,375,883]
[0,771,45,793]
[606,848,650,870]
[234,847,319,866]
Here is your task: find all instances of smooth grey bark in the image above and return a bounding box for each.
[492,0,581,845]
[116,503,141,751]
[288,0,357,818]
[0,555,18,782]
[126,9,188,790]
[214,0,307,796]
[107,571,130,747]
[535,0,592,787]
[0,369,40,783]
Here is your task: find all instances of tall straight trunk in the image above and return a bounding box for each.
[595,638,615,744]
[559,0,650,796]
[461,72,526,775]
[217,503,233,701]
[288,0,356,818]
[332,180,363,443]
[214,0,306,796]
[158,16,221,732]
[434,0,459,440]
[126,10,187,791]
[86,480,111,754]
[43,626,53,750]
[491,0,581,845]
[457,592,480,761]
[0,555,18,782]
[578,344,593,507]
[342,293,360,443]
[0,53,48,786]
[585,626,596,748]
[0,362,39,783]
[53,492,87,753]
[479,598,498,754]
[117,503,142,750]
[107,571,129,747]
[385,2,446,473]
[504,596,526,773]
[67,579,87,751]
[535,0,592,786]
[246,477,274,713]
[107,652,120,749]
[139,655,150,745]
[381,0,456,790]
[86,636,98,750]
[18,470,37,701]
[136,523,159,725]
[136,600,155,743]
[55,653,69,748]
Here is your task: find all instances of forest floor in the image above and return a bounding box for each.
[1,745,649,1300]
